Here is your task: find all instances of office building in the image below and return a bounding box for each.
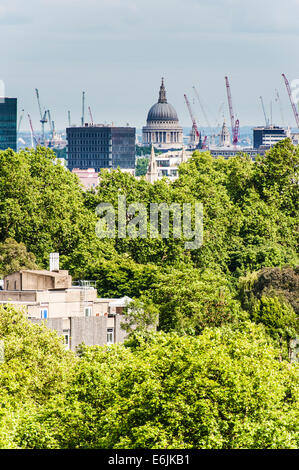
[0,98,17,151]
[253,126,288,149]
[66,124,136,172]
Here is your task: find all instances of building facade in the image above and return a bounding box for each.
[66,125,136,172]
[0,98,17,151]
[145,146,193,182]
[253,126,288,149]
[142,79,183,149]
[0,268,133,351]
[72,168,99,190]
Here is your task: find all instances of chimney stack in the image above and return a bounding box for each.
[49,253,59,272]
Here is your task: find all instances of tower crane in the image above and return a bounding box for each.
[224,76,239,145]
[88,106,94,126]
[192,86,212,130]
[27,114,39,148]
[35,88,48,146]
[281,73,299,130]
[68,111,71,127]
[259,96,269,127]
[47,109,55,146]
[275,89,285,126]
[17,109,25,134]
[184,93,202,148]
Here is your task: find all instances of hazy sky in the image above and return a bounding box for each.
[1,0,299,130]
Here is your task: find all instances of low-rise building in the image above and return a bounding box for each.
[72,168,99,190]
[0,263,133,351]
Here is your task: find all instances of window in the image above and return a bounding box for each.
[84,306,92,317]
[107,328,114,345]
[63,330,70,350]
[40,308,48,319]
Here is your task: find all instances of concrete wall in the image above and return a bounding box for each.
[3,270,72,291]
[114,314,129,344]
[29,315,129,352]
[70,316,108,351]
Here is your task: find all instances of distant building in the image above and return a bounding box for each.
[66,124,136,172]
[209,148,263,159]
[72,168,99,190]
[253,126,288,149]
[0,98,17,151]
[219,120,231,147]
[0,255,134,351]
[142,78,183,149]
[145,146,192,182]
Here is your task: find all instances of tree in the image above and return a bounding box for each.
[120,295,159,338]
[251,296,298,361]
[0,305,76,448]
[135,157,149,177]
[0,238,39,277]
[0,147,101,268]
[15,323,299,449]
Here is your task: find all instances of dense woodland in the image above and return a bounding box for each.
[0,139,298,448]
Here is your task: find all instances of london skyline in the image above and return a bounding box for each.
[1,0,299,130]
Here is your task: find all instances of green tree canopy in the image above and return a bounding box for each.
[15,324,299,449]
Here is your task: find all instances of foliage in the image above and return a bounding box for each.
[239,266,299,315]
[135,157,149,176]
[0,147,100,268]
[0,238,39,277]
[0,305,76,448]
[120,296,159,338]
[251,296,298,360]
[14,324,299,449]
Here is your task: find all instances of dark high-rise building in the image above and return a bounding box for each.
[253,126,287,149]
[0,98,17,151]
[66,125,136,172]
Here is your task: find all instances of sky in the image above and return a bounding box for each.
[1,0,299,131]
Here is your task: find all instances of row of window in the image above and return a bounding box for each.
[40,307,114,348]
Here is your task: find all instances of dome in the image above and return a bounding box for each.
[147,102,178,122]
[146,78,179,123]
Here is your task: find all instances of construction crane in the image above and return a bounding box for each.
[201,135,208,149]
[275,89,285,126]
[88,106,94,126]
[184,93,201,147]
[17,109,25,134]
[259,96,269,127]
[35,88,48,146]
[192,86,212,130]
[68,110,71,127]
[27,114,39,148]
[224,76,239,145]
[282,73,299,130]
[47,110,55,146]
[81,91,85,126]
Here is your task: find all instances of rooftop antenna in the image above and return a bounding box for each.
[68,110,71,127]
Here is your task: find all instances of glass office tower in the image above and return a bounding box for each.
[0,98,17,151]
